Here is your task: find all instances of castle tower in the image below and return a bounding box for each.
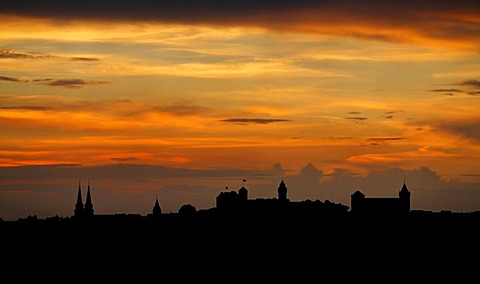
[153,195,162,216]
[239,186,248,201]
[278,178,288,201]
[84,179,94,217]
[74,179,84,217]
[399,181,411,214]
[350,190,365,213]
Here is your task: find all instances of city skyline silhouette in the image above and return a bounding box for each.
[1,3,480,267]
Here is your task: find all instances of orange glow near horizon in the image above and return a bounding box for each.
[1,9,480,219]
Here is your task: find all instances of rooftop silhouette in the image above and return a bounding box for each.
[3,178,479,237]
[3,177,480,269]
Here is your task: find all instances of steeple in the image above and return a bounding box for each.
[84,179,94,217]
[74,179,84,217]
[278,178,288,201]
[153,195,162,216]
[399,180,411,214]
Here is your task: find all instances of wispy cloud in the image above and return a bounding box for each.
[345,117,368,121]
[32,78,110,89]
[0,105,52,111]
[367,137,405,142]
[1,1,479,48]
[456,79,480,89]
[364,137,405,146]
[70,57,100,62]
[219,118,291,124]
[0,75,28,83]
[423,118,480,142]
[0,49,51,59]
[1,75,109,89]
[1,48,100,62]
[432,79,480,96]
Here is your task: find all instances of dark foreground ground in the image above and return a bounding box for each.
[2,210,479,279]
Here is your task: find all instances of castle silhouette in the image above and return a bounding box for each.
[72,178,411,220]
[351,182,411,216]
[5,176,480,262]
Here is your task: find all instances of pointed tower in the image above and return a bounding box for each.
[74,179,84,217]
[153,195,162,216]
[84,179,94,217]
[278,178,288,201]
[399,181,411,214]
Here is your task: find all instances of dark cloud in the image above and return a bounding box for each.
[456,79,480,89]
[430,88,463,93]
[345,117,368,121]
[0,76,28,83]
[381,115,394,119]
[429,119,480,142]
[348,111,361,114]
[32,78,110,89]
[384,111,398,114]
[0,49,51,59]
[220,118,291,124]
[70,57,100,62]
[0,105,53,111]
[367,137,405,142]
[430,88,464,96]
[1,1,479,47]
[433,79,480,96]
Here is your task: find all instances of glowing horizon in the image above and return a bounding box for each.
[1,1,480,220]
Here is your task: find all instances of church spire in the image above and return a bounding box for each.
[399,180,411,214]
[152,195,162,216]
[74,179,84,217]
[84,179,94,217]
[278,178,288,201]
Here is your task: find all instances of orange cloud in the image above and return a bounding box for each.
[1,1,479,49]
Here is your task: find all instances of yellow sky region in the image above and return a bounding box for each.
[1,16,480,184]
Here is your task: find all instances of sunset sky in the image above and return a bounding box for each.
[1,0,480,220]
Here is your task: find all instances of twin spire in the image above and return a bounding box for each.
[74,179,94,218]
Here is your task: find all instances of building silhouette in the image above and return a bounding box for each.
[71,178,410,223]
[74,179,94,218]
[216,178,348,216]
[350,181,410,216]
[152,195,162,216]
